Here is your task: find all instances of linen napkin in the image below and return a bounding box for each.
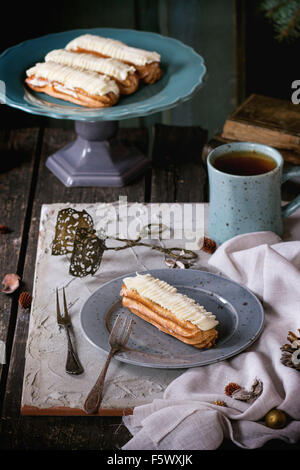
[122,231,300,450]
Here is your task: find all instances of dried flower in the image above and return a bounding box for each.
[224,382,241,397]
[280,352,295,368]
[226,378,263,403]
[200,237,217,254]
[212,400,227,407]
[1,274,21,294]
[18,291,32,310]
[287,330,300,342]
[280,329,300,371]
[0,225,10,234]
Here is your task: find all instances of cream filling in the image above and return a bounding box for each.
[26,77,48,88]
[26,76,78,98]
[26,62,119,97]
[45,49,136,82]
[123,273,219,331]
[52,83,78,98]
[27,77,78,98]
[66,34,161,66]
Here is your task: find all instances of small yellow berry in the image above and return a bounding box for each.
[265,409,287,429]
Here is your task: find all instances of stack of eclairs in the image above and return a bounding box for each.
[25,34,162,108]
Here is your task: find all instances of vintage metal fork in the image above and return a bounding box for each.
[56,288,84,375]
[84,314,133,414]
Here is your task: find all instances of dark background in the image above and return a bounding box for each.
[0,0,298,136]
[244,1,298,100]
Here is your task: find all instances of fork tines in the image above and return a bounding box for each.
[56,287,71,326]
[109,314,133,348]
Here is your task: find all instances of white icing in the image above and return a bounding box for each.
[26,62,119,97]
[45,49,136,82]
[66,34,161,66]
[123,273,219,331]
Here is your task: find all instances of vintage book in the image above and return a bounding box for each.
[221,94,300,154]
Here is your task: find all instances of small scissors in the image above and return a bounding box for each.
[107,223,198,261]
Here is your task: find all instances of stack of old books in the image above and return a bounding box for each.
[202,94,300,166]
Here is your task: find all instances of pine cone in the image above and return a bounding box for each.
[18,291,32,310]
[201,237,217,254]
[280,329,300,371]
[224,382,241,396]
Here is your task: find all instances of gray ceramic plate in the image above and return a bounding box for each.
[80,269,264,369]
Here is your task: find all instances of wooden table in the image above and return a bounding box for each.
[0,124,298,450]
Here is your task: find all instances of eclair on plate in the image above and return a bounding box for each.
[25,62,120,108]
[120,273,219,349]
[66,34,162,84]
[45,49,139,95]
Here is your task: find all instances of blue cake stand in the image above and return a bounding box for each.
[0,28,206,187]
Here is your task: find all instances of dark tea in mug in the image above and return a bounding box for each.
[213,150,277,176]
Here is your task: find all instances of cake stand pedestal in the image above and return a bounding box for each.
[45,120,149,187]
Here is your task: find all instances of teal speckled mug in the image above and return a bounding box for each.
[207,142,300,245]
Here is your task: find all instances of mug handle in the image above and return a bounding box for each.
[282,166,300,218]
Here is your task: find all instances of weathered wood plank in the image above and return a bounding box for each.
[0,416,132,450]
[150,124,208,203]
[31,127,148,205]
[0,127,147,449]
[0,128,41,409]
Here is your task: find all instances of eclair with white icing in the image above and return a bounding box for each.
[66,34,162,84]
[45,49,139,95]
[25,62,120,108]
[120,273,218,349]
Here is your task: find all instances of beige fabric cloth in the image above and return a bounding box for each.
[123,232,300,449]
